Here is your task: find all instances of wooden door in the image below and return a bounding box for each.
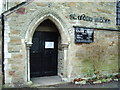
[30,31,58,77]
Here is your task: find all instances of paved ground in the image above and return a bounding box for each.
[31,76,64,86]
[43,81,120,88]
[2,81,120,90]
[2,76,120,89]
[2,77,119,90]
[30,76,120,88]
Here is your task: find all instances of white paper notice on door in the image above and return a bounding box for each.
[45,41,54,48]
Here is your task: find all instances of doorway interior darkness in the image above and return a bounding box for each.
[30,19,60,78]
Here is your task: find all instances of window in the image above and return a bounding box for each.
[117,0,120,25]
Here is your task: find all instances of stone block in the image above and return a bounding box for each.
[9,71,15,76]
[97,8,111,14]
[67,2,77,7]
[8,59,22,64]
[16,8,26,14]
[11,30,20,35]
[9,39,21,45]
[8,45,21,53]
[12,70,25,83]
[12,54,23,59]
[35,2,47,7]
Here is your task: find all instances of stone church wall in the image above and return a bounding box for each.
[2,1,119,87]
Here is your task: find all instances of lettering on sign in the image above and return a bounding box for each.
[74,27,94,43]
[70,14,111,24]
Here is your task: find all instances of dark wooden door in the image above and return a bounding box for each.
[30,31,58,77]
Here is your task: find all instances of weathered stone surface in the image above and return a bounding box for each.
[10,30,20,35]
[8,45,21,53]
[35,2,48,7]
[8,59,23,64]
[2,1,119,87]
[70,30,118,78]
[9,38,21,45]
[12,54,23,59]
[66,2,77,7]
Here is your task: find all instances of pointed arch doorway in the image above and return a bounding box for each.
[30,19,60,78]
[25,14,70,83]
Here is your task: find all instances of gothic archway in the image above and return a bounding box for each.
[25,13,70,83]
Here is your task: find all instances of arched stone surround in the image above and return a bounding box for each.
[24,13,70,83]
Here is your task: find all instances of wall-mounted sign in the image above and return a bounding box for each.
[45,41,54,49]
[70,14,111,24]
[74,27,94,43]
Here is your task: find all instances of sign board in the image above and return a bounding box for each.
[45,41,54,48]
[74,27,94,43]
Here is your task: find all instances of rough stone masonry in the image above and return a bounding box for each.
[0,0,119,87]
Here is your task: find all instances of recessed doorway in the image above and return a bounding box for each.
[30,19,59,78]
[25,14,70,84]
